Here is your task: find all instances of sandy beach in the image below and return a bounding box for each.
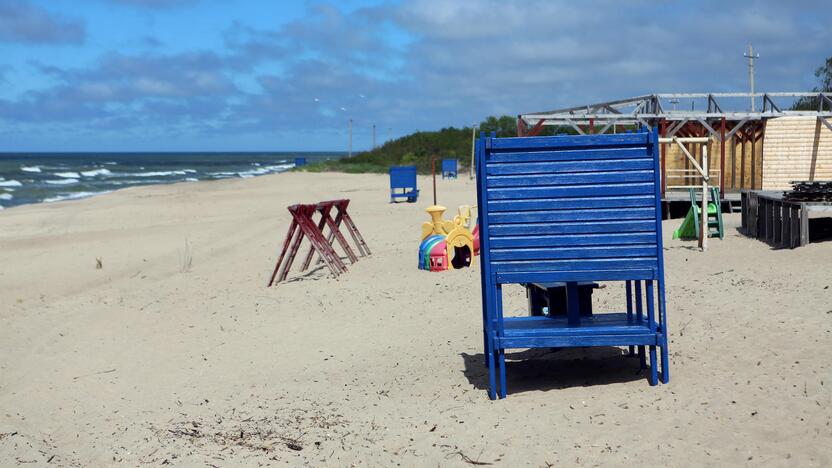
[1,172,831,466]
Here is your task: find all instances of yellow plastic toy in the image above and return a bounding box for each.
[418,204,478,271]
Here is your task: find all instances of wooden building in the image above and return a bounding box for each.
[518,93,832,198]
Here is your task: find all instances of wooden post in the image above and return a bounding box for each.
[700,145,709,251]
[660,119,667,195]
[470,125,476,180]
[720,117,726,194]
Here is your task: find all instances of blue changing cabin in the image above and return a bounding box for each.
[475,129,669,400]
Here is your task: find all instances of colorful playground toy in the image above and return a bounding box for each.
[417,204,480,271]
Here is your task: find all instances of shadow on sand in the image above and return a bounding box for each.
[460,347,650,396]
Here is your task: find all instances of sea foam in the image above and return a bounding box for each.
[43,191,109,203]
[55,171,81,178]
[21,166,42,173]
[46,178,79,185]
[81,168,113,177]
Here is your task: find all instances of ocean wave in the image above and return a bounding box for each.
[43,191,110,203]
[0,179,23,187]
[0,193,12,200]
[55,171,81,178]
[21,166,42,173]
[118,170,195,177]
[185,178,198,182]
[45,178,79,185]
[81,168,113,177]
[235,164,293,178]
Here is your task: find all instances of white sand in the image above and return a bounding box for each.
[0,172,830,466]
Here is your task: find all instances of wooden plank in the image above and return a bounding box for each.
[487,158,653,175]
[487,182,655,200]
[800,204,810,246]
[490,245,658,261]
[489,232,657,248]
[499,334,658,349]
[790,205,800,248]
[488,195,655,212]
[487,170,654,187]
[492,258,658,272]
[489,220,656,236]
[490,132,649,150]
[497,269,657,284]
[489,207,656,224]
[773,201,782,244]
[487,147,648,163]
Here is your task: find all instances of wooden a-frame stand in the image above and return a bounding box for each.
[268,199,370,286]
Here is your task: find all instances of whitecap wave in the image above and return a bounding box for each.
[46,178,79,185]
[54,171,81,178]
[0,179,23,187]
[120,170,192,177]
[235,164,293,178]
[43,191,110,203]
[21,166,42,173]
[0,193,12,200]
[81,168,113,177]
[185,178,198,182]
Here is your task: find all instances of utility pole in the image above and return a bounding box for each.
[387,127,391,142]
[372,124,376,149]
[348,119,353,157]
[744,44,760,112]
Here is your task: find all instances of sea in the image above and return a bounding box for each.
[0,152,346,210]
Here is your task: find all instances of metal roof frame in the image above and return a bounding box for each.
[520,92,832,130]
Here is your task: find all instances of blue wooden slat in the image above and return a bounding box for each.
[490,133,649,150]
[487,147,648,163]
[486,158,653,175]
[487,182,655,200]
[496,269,657,283]
[499,334,658,348]
[489,232,656,248]
[490,245,657,261]
[489,220,655,236]
[491,257,658,272]
[487,170,654,188]
[488,195,655,212]
[489,207,655,224]
[503,313,648,333]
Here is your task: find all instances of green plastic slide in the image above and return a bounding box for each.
[673,203,719,240]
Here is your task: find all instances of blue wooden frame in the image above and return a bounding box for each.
[441,158,458,179]
[389,165,419,203]
[294,157,307,167]
[475,129,669,400]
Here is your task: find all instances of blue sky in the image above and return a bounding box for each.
[0,0,829,152]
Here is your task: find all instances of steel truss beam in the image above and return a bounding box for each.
[520,92,832,133]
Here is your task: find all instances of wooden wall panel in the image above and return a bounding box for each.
[762,116,832,190]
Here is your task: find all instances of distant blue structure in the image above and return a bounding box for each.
[441,158,458,179]
[389,165,419,203]
[294,157,307,167]
[475,129,669,400]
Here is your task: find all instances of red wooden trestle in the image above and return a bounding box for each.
[267,199,370,286]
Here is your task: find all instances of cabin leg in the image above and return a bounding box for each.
[487,335,497,400]
[649,346,659,386]
[626,280,634,356]
[498,349,507,399]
